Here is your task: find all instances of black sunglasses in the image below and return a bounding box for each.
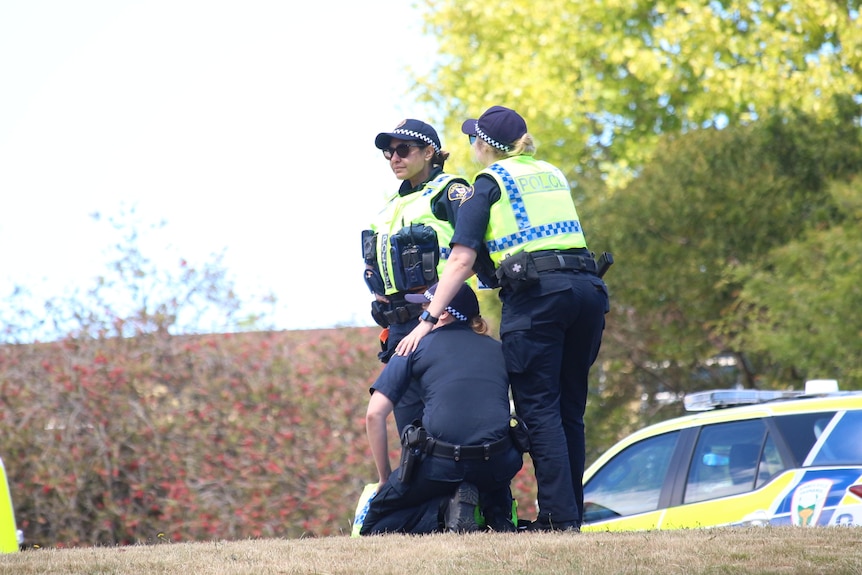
[383,143,425,159]
[468,135,477,145]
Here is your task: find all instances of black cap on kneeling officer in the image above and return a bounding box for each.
[404,282,480,325]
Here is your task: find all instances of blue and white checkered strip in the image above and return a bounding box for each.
[391,128,440,152]
[420,289,468,321]
[445,306,468,321]
[422,174,452,196]
[490,164,530,228]
[486,220,583,254]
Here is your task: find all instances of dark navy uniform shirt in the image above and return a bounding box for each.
[370,321,511,446]
[448,174,501,288]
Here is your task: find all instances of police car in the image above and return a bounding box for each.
[581,380,862,530]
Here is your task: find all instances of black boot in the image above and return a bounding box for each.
[444,483,480,533]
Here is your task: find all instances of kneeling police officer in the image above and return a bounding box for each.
[360,282,524,535]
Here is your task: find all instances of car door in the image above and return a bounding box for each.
[582,430,683,531]
[659,418,795,528]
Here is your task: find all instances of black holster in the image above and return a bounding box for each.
[398,423,427,484]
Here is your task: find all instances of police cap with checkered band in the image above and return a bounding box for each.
[375,119,441,153]
[460,105,528,152]
[404,282,480,322]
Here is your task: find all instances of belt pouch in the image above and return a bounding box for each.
[391,224,439,291]
[370,301,389,328]
[495,251,539,293]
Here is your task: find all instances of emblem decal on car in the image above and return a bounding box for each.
[791,479,833,526]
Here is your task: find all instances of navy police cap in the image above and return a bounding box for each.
[375,119,441,153]
[461,105,527,152]
[405,282,480,322]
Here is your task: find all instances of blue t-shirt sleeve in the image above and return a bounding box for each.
[369,353,412,405]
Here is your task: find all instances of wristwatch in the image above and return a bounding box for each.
[419,310,439,325]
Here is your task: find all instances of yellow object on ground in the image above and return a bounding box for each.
[351,482,379,538]
[0,457,19,553]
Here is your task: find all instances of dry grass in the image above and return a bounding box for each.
[1,527,860,575]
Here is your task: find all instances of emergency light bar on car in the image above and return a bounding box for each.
[683,380,840,412]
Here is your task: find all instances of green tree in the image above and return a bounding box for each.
[415,0,862,188]
[574,106,862,462]
[720,176,862,385]
[596,103,861,412]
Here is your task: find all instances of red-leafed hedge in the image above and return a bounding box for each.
[0,327,538,547]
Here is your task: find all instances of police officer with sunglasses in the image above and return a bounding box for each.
[361,119,470,434]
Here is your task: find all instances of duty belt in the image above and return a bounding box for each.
[531,252,597,275]
[424,435,512,462]
[382,302,424,325]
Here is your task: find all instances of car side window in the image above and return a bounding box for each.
[811,410,862,465]
[772,411,837,465]
[583,431,680,520]
[684,419,771,504]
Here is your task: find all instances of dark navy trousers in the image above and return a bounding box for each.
[500,270,608,525]
[360,446,523,535]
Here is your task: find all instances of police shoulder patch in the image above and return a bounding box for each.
[448,183,474,206]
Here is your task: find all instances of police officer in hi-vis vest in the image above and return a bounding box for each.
[396,106,610,532]
[362,119,470,433]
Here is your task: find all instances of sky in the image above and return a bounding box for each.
[0,0,440,335]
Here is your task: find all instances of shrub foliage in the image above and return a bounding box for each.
[0,328,538,547]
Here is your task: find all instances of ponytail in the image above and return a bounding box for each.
[470,316,490,336]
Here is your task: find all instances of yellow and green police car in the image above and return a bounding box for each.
[581,380,862,530]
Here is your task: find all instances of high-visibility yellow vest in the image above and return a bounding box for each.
[478,156,587,266]
[371,173,461,295]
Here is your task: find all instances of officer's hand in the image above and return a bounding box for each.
[395,321,433,356]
